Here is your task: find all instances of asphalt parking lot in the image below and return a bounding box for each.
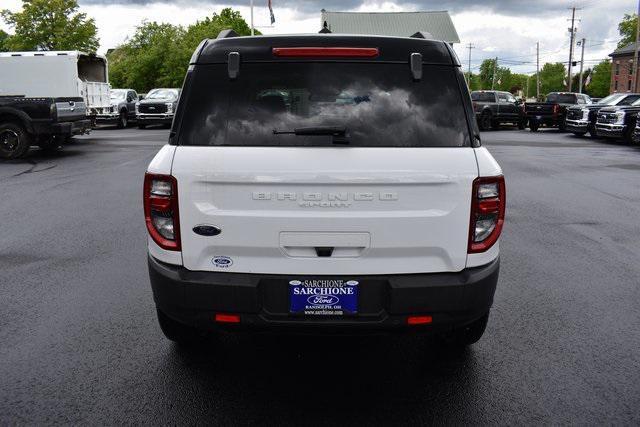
[1,126,640,424]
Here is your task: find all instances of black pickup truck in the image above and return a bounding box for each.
[595,99,640,143]
[565,93,640,137]
[471,90,526,130]
[525,92,592,132]
[0,96,91,159]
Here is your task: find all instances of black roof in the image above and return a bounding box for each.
[610,42,638,57]
[192,34,459,65]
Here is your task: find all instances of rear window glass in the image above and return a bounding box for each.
[546,93,576,104]
[471,92,495,102]
[178,63,470,147]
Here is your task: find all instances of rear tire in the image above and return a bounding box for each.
[490,119,500,130]
[559,121,567,132]
[478,111,492,131]
[439,313,489,348]
[529,121,539,132]
[517,119,526,130]
[588,127,598,138]
[156,308,206,346]
[138,123,146,129]
[0,122,31,160]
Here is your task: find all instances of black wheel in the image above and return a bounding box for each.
[156,308,206,345]
[138,123,146,129]
[622,127,633,144]
[529,121,539,132]
[0,122,31,160]
[517,119,526,130]
[478,111,492,131]
[588,127,598,138]
[572,132,586,137]
[438,313,489,348]
[117,110,128,129]
[559,121,567,132]
[490,119,500,130]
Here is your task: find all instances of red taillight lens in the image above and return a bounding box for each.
[215,313,241,323]
[272,47,379,58]
[468,176,505,253]
[144,173,180,251]
[407,315,433,325]
[552,104,559,115]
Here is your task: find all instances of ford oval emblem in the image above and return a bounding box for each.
[289,280,302,286]
[193,225,221,236]
[212,256,233,268]
[307,295,339,306]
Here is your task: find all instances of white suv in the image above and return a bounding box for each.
[144,33,505,347]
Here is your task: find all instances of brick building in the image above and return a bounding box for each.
[609,42,639,93]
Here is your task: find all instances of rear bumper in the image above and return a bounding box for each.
[96,112,120,124]
[527,115,559,126]
[32,119,92,136]
[595,123,626,138]
[148,255,500,333]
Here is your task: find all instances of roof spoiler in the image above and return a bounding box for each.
[217,29,239,39]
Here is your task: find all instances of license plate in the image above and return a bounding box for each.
[289,279,359,315]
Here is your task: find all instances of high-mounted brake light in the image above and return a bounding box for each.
[272,47,379,58]
[468,176,505,253]
[144,173,181,251]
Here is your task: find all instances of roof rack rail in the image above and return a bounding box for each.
[410,31,433,39]
[217,29,239,39]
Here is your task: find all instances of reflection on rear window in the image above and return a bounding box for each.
[178,63,470,147]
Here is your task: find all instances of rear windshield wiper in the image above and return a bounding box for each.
[273,126,349,144]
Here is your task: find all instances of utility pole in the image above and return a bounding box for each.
[578,38,586,93]
[567,7,580,92]
[466,43,475,87]
[633,0,640,92]
[250,0,254,35]
[491,57,498,90]
[536,42,540,100]
[526,74,530,99]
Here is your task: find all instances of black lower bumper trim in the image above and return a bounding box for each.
[148,256,500,333]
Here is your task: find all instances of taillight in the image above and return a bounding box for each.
[552,104,559,116]
[468,176,505,253]
[144,173,180,251]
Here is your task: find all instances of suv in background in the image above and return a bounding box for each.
[136,88,180,129]
[525,92,591,132]
[96,89,139,128]
[471,90,526,131]
[145,33,505,348]
[565,93,640,138]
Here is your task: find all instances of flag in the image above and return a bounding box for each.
[269,0,275,24]
[585,73,592,87]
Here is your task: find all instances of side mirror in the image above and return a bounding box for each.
[515,99,523,106]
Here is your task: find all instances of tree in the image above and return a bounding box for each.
[539,62,566,96]
[0,29,9,52]
[1,0,99,52]
[108,8,254,92]
[618,13,637,49]
[585,60,611,98]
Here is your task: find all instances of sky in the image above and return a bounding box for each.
[1,0,636,75]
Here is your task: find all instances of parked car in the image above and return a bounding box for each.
[471,90,526,131]
[565,93,640,137]
[632,113,640,144]
[0,51,111,125]
[0,96,91,159]
[136,88,180,128]
[525,92,591,132]
[145,32,505,347]
[595,98,640,143]
[96,89,139,128]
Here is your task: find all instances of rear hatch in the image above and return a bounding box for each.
[171,43,479,275]
[525,102,555,117]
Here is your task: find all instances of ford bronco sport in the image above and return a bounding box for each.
[145,32,505,347]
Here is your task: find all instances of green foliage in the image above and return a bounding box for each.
[585,60,612,98]
[1,0,99,52]
[108,8,254,92]
[618,13,637,49]
[539,62,566,96]
[0,29,9,52]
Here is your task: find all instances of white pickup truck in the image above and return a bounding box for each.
[144,33,505,348]
[0,51,111,124]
